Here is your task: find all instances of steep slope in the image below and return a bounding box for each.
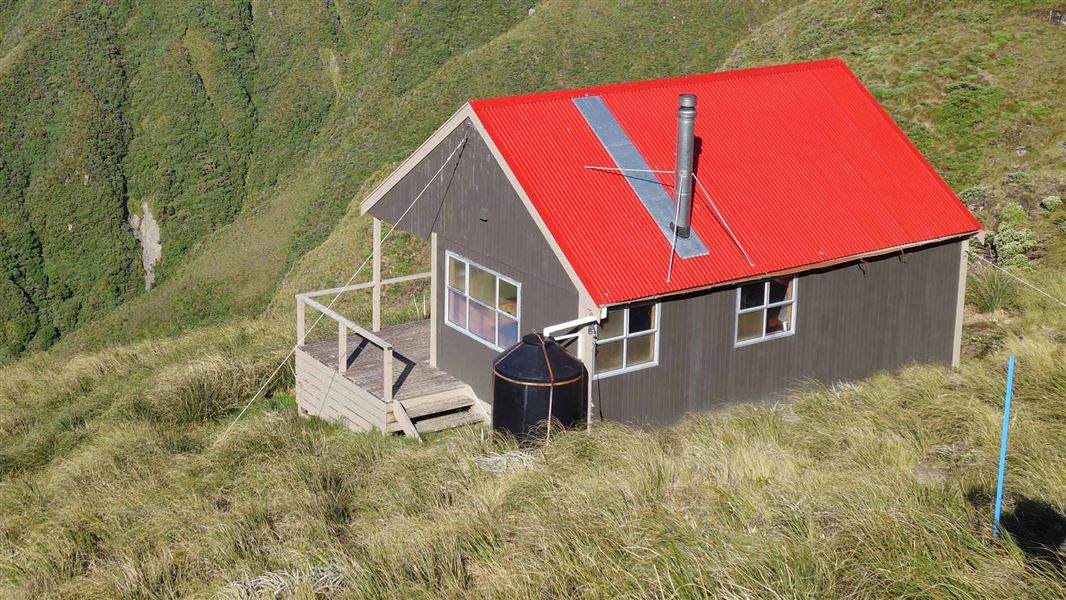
[0,2,141,358]
[0,0,536,359]
[725,0,1066,205]
[55,0,798,354]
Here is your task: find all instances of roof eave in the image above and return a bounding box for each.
[357,101,599,313]
[465,108,599,312]
[598,230,980,308]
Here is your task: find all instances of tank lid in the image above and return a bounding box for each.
[522,333,556,346]
[494,332,584,383]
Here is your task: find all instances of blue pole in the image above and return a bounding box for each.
[993,355,1016,537]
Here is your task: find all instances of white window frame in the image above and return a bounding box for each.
[593,303,660,379]
[734,277,798,347]
[444,251,521,351]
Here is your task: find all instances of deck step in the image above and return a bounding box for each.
[414,408,486,434]
[401,394,475,419]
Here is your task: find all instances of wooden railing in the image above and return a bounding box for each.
[295,272,429,404]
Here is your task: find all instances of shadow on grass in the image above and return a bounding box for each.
[1002,497,1066,571]
[968,488,1066,576]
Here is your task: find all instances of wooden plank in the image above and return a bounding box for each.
[338,321,347,373]
[300,272,430,299]
[383,347,393,403]
[415,409,485,434]
[301,320,465,402]
[402,394,474,419]
[296,295,392,350]
[298,360,386,425]
[298,380,375,432]
[296,298,306,346]
[296,370,377,431]
[390,401,420,440]
[296,350,387,430]
[296,322,484,434]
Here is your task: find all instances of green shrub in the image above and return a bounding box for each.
[1040,195,1062,211]
[990,203,1038,269]
[958,184,991,206]
[967,265,1018,312]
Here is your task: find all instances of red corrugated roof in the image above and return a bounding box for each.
[470,59,981,306]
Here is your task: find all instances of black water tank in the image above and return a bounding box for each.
[492,333,587,439]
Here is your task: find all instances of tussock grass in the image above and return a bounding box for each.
[0,323,1064,597]
[140,351,294,424]
[969,265,1020,313]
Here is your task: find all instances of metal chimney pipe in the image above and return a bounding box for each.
[672,94,697,239]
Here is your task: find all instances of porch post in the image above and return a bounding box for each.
[383,348,394,403]
[337,321,347,373]
[372,217,382,332]
[296,296,306,346]
[429,231,439,367]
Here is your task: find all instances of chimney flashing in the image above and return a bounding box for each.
[572,95,709,258]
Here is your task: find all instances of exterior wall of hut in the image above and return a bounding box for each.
[591,239,965,425]
[369,124,966,425]
[368,121,579,403]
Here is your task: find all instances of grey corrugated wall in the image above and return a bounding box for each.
[369,120,579,401]
[592,240,964,425]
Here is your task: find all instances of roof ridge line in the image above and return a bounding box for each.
[469,58,847,111]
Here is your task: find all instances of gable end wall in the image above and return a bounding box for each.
[368,120,579,401]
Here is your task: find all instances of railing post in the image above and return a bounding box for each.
[429,231,438,367]
[337,321,347,373]
[296,296,306,346]
[372,218,382,332]
[383,346,394,404]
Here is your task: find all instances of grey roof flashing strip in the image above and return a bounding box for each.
[572,95,709,258]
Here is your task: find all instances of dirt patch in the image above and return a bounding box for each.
[129,202,162,290]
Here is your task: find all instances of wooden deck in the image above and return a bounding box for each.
[295,320,487,437]
[301,320,464,401]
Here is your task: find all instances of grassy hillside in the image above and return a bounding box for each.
[1,307,1065,597]
[0,0,313,358]
[1,0,1066,597]
[50,0,797,356]
[0,0,538,359]
[0,0,795,359]
[0,2,142,358]
[726,0,1066,211]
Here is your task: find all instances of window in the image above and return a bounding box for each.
[595,303,659,377]
[445,253,520,350]
[735,277,797,346]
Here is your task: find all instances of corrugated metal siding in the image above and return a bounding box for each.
[470,59,982,306]
[368,124,579,403]
[593,240,964,425]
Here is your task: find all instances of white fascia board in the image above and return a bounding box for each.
[465,110,596,311]
[358,102,596,314]
[598,232,978,309]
